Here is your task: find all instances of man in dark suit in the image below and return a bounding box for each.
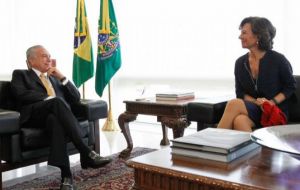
[11,45,112,190]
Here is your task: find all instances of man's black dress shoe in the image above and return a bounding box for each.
[81,151,112,169]
[60,177,76,190]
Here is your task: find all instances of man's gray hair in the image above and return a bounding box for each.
[26,45,44,59]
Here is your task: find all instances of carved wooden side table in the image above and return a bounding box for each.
[118,98,193,158]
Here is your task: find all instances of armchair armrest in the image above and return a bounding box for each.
[71,99,108,121]
[187,101,226,122]
[0,109,20,134]
[187,96,231,131]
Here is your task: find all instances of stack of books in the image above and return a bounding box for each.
[171,128,260,163]
[156,91,195,101]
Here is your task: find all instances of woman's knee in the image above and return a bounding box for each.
[225,98,248,115]
[226,98,243,107]
[225,98,246,112]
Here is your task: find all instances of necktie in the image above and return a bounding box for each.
[40,74,55,96]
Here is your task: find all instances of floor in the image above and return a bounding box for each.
[2,119,196,187]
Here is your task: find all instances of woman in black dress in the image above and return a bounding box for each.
[217,17,296,131]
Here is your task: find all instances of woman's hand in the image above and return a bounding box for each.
[256,98,275,106]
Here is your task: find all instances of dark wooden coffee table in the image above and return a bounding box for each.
[127,147,300,190]
[118,98,194,158]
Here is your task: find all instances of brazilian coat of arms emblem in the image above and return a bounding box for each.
[98,21,119,60]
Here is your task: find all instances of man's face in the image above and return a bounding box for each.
[28,47,52,73]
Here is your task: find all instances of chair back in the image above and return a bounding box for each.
[0,81,16,110]
[288,75,300,122]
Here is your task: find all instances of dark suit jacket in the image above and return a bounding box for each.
[11,69,80,124]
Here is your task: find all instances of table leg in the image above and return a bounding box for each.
[160,123,170,145]
[161,117,190,139]
[118,112,137,158]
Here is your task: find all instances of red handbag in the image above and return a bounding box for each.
[260,102,287,127]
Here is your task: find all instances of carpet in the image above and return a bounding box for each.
[4,147,155,190]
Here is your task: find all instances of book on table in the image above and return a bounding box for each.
[156,91,195,101]
[171,142,260,163]
[156,91,194,97]
[170,128,261,163]
[171,128,253,154]
[156,95,195,101]
[171,146,261,169]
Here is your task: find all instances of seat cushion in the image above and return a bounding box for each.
[21,120,89,150]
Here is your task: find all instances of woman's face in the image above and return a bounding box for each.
[239,23,258,50]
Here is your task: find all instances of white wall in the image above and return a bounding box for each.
[1,0,300,118]
[116,0,300,79]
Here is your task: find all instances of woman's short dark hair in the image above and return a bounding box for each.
[240,16,276,51]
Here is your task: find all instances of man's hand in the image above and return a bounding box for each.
[47,60,65,81]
